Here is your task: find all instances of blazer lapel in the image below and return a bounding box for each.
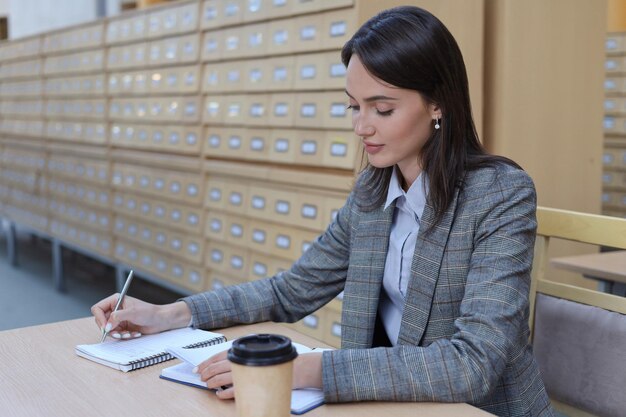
[340,202,394,348]
[397,186,461,346]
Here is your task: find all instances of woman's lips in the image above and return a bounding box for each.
[363,142,383,154]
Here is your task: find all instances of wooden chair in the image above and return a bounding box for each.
[530,207,626,417]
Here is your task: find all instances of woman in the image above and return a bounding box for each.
[93,6,554,416]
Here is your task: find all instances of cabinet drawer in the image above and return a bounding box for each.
[293,14,323,52]
[248,251,293,280]
[267,19,296,55]
[269,94,296,127]
[321,9,356,49]
[113,193,203,233]
[207,0,243,29]
[203,61,246,93]
[205,242,250,279]
[201,31,222,62]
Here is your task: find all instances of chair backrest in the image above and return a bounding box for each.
[530,207,626,417]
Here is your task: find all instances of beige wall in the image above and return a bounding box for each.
[483,0,608,288]
[608,0,626,31]
[484,0,606,214]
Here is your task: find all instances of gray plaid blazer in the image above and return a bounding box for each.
[184,164,554,417]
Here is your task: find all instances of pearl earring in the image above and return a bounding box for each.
[434,117,441,130]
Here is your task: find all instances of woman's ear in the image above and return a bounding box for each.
[429,103,442,120]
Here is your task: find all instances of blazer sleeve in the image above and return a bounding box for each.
[321,168,538,404]
[181,193,355,330]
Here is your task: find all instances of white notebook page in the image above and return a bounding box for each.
[77,328,224,363]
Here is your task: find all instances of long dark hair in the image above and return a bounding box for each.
[342,6,518,223]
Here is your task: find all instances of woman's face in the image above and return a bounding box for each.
[345,54,439,187]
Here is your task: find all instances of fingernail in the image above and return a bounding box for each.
[104,323,112,332]
[121,333,131,339]
[192,366,198,374]
[112,333,121,339]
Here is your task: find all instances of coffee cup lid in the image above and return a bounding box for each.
[227,334,298,366]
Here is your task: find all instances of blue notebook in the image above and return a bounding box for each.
[160,341,325,415]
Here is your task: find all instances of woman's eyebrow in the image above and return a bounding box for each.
[345,90,398,102]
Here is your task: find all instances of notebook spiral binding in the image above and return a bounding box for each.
[183,335,226,349]
[127,335,227,371]
[129,353,173,371]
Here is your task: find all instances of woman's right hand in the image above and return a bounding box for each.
[91,294,192,339]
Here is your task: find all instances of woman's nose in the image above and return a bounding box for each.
[353,115,375,137]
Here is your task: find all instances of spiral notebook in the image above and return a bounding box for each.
[75,328,226,372]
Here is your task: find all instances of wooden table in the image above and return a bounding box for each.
[551,250,626,296]
[0,318,493,417]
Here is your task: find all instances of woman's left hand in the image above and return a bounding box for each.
[196,350,235,399]
[195,351,324,400]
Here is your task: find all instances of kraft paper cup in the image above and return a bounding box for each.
[228,334,298,417]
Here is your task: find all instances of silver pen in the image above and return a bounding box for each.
[100,270,135,343]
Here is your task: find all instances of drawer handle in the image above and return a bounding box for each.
[300,103,316,117]
[300,26,316,40]
[188,242,199,254]
[330,142,347,157]
[303,315,318,329]
[330,21,347,37]
[301,204,317,219]
[230,224,243,237]
[186,133,198,145]
[253,262,267,277]
[300,65,316,79]
[275,200,290,214]
[210,219,222,232]
[228,69,241,82]
[229,192,242,206]
[276,234,291,249]
[187,214,199,225]
[228,135,242,149]
[250,137,265,151]
[252,196,266,209]
[273,67,287,82]
[228,103,242,117]
[274,138,289,153]
[250,103,265,117]
[189,271,201,284]
[273,29,288,45]
[329,63,346,78]
[211,249,223,262]
[300,140,317,155]
[330,103,347,117]
[209,188,222,201]
[230,255,244,269]
[331,323,341,337]
[302,241,311,253]
[208,134,221,148]
[249,68,263,82]
[226,36,239,51]
[274,103,289,117]
[252,229,266,243]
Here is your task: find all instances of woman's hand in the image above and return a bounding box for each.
[91,294,192,338]
[195,351,323,400]
[196,350,235,399]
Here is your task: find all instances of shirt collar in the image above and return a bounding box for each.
[384,166,429,219]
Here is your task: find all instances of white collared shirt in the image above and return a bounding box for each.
[379,166,428,345]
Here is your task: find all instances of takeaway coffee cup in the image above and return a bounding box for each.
[227,334,298,417]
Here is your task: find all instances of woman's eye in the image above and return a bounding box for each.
[347,104,360,111]
[377,109,393,116]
